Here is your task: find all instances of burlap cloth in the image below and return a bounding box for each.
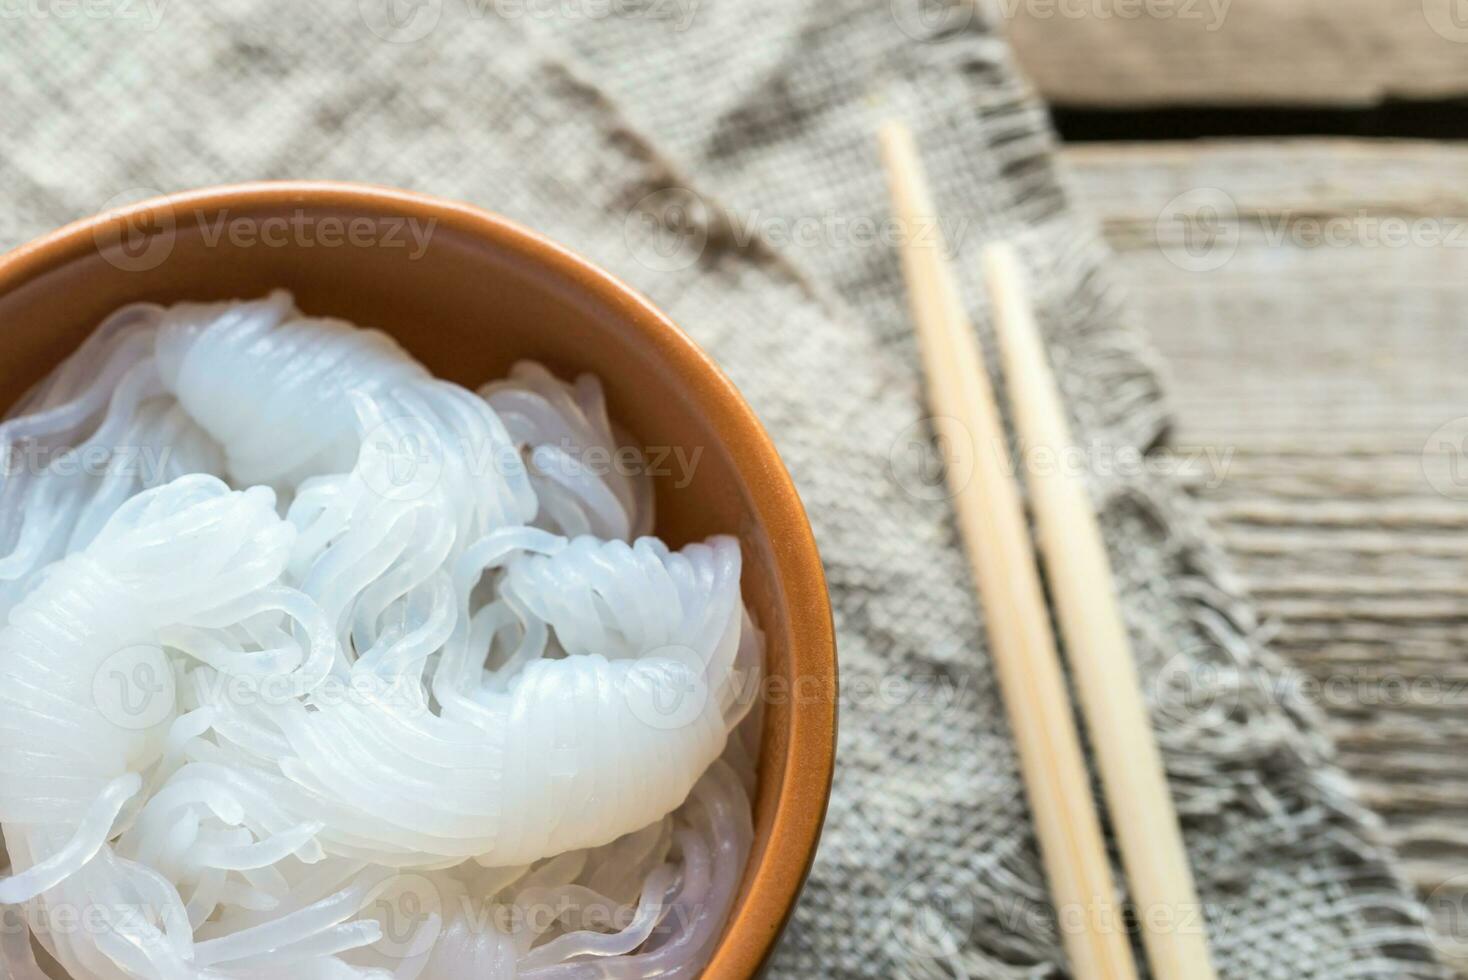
[0,1,1447,977]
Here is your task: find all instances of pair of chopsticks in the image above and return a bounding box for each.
[878,123,1218,980]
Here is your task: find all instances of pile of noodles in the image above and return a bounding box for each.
[0,293,762,980]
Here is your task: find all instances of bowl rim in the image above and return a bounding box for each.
[0,181,838,978]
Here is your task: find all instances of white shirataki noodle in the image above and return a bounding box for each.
[0,292,763,980]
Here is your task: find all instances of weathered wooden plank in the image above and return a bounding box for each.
[1062,139,1468,968]
[1004,0,1468,105]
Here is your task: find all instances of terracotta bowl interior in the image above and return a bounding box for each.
[0,185,836,978]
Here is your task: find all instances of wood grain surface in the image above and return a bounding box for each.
[1005,0,1468,106]
[1060,138,1468,970]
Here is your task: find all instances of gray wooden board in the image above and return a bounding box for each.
[1005,0,1468,106]
[1060,138,1468,971]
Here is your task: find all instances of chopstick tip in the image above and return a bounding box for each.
[982,240,1019,271]
[876,119,916,158]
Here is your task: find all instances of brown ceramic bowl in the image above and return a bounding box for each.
[0,182,837,977]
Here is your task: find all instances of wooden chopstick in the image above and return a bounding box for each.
[878,122,1140,980]
[983,244,1218,980]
